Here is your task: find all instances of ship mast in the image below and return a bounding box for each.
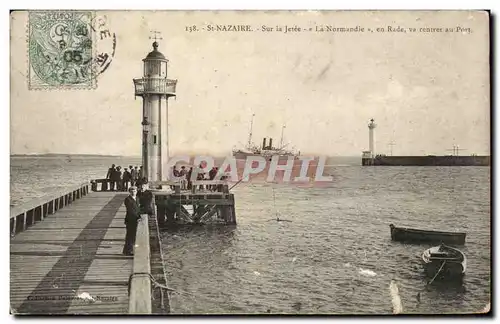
[447,144,467,156]
[388,141,396,156]
[247,113,255,149]
[280,124,286,148]
[388,130,396,156]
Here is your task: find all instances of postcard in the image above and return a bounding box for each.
[10,10,491,315]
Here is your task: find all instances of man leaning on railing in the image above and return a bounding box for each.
[138,181,154,216]
[122,186,141,256]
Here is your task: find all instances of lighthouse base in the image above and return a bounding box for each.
[362,157,375,166]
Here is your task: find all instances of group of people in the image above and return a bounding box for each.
[106,164,144,191]
[171,164,227,191]
[122,181,154,256]
[121,164,232,256]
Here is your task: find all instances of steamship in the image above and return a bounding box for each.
[232,114,300,161]
[232,136,300,161]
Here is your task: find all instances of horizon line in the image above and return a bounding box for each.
[10,153,491,158]
[10,153,361,157]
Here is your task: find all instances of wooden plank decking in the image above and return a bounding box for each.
[10,192,133,315]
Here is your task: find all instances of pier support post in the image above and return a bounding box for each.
[48,201,54,215]
[156,205,166,227]
[22,212,27,231]
[166,202,176,224]
[10,217,16,236]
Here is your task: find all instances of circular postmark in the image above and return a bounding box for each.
[28,11,116,89]
[86,14,117,80]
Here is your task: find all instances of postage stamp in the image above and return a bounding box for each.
[27,11,116,90]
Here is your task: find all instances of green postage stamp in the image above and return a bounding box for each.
[28,11,116,90]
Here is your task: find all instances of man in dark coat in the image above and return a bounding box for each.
[113,166,122,192]
[130,165,137,186]
[122,168,131,191]
[136,176,146,188]
[138,181,154,216]
[208,167,217,191]
[106,164,116,191]
[187,167,193,190]
[122,186,141,256]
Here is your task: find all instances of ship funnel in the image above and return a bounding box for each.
[269,138,273,149]
[262,138,267,149]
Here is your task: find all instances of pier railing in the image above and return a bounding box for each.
[10,182,90,236]
[148,193,170,313]
[151,180,230,194]
[90,179,115,192]
[91,179,230,193]
[128,214,152,314]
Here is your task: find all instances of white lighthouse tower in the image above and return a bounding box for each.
[133,38,177,184]
[368,118,376,158]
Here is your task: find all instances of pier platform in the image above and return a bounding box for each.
[10,192,133,315]
[11,179,235,315]
[92,179,237,226]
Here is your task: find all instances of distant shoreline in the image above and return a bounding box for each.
[10,154,362,159]
[10,154,141,158]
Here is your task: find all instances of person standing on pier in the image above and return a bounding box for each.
[122,168,131,191]
[122,186,141,256]
[187,167,193,190]
[196,163,206,191]
[209,166,217,191]
[129,165,137,186]
[114,166,123,191]
[170,166,180,190]
[179,166,187,190]
[136,177,144,188]
[106,164,116,191]
[139,181,154,216]
[134,165,141,187]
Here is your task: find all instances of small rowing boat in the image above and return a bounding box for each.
[421,243,466,280]
[389,224,466,245]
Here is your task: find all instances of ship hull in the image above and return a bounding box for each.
[362,155,490,166]
[233,152,299,161]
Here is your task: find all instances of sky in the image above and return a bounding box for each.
[10,10,490,156]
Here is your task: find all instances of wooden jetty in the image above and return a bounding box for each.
[92,179,237,226]
[11,179,236,315]
[10,183,168,315]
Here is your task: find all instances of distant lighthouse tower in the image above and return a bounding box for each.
[133,35,177,184]
[368,118,376,158]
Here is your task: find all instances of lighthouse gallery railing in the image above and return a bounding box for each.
[134,77,177,96]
